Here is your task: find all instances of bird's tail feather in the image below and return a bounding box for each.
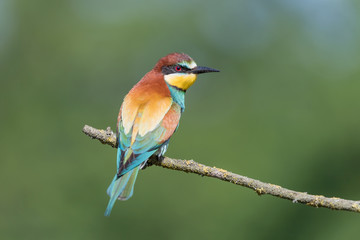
[118,166,140,200]
[104,166,141,216]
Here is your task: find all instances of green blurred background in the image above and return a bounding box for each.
[1,0,360,239]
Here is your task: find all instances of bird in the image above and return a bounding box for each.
[105,52,219,216]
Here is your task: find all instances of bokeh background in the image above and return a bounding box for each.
[1,0,360,239]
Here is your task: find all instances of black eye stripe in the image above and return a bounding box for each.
[177,64,191,71]
[162,65,191,75]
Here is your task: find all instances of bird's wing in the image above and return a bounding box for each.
[131,103,181,153]
[116,99,181,177]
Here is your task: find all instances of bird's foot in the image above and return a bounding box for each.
[140,160,151,170]
[141,154,165,170]
[157,154,165,162]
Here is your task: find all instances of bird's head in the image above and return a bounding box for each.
[154,53,219,91]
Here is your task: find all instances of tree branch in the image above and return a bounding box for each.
[82,124,360,213]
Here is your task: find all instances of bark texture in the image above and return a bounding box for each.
[83,124,360,213]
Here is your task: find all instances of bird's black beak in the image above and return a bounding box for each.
[191,66,220,74]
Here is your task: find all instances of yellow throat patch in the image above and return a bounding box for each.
[164,73,197,90]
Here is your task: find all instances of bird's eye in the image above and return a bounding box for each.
[175,66,182,71]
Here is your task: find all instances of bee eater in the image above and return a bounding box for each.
[105,52,219,216]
